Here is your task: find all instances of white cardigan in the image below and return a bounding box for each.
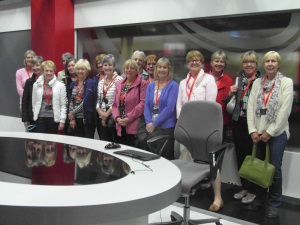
[247,76,294,139]
[32,75,67,123]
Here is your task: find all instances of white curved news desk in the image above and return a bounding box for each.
[0,132,181,225]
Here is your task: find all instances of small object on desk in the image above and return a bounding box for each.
[114,149,160,161]
[105,142,121,149]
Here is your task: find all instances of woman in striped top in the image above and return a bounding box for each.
[96,54,123,141]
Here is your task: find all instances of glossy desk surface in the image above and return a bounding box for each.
[0,132,181,225]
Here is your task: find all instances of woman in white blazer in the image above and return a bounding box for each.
[32,60,67,134]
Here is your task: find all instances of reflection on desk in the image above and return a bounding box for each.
[0,132,181,225]
[23,138,129,185]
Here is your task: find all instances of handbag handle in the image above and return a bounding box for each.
[251,143,271,167]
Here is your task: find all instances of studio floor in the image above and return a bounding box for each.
[164,183,300,225]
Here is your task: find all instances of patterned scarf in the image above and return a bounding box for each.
[255,72,283,123]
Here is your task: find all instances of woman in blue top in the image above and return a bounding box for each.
[144,57,179,159]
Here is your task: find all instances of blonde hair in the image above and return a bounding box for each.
[262,51,281,65]
[241,51,259,66]
[186,50,204,64]
[122,59,139,73]
[75,59,91,74]
[41,60,56,72]
[154,57,173,80]
[210,51,229,67]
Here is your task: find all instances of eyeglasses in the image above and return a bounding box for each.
[189,59,201,63]
[147,63,156,66]
[243,61,256,65]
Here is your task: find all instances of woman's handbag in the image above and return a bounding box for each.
[226,77,239,114]
[106,114,116,128]
[137,115,148,143]
[226,94,236,114]
[239,143,275,188]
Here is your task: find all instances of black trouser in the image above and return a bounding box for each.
[116,127,138,147]
[36,117,59,134]
[97,118,117,142]
[74,118,96,139]
[232,117,255,192]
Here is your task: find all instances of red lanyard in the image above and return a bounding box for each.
[241,71,256,99]
[75,83,84,100]
[25,68,30,78]
[43,84,52,104]
[102,75,118,98]
[186,73,198,101]
[262,75,276,107]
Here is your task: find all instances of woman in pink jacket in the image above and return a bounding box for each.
[16,50,36,111]
[112,59,147,147]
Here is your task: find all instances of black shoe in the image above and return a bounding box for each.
[243,200,263,211]
[266,207,279,218]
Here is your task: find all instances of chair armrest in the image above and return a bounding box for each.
[207,143,228,184]
[147,135,169,155]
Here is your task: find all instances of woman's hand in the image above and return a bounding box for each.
[146,123,155,133]
[24,121,30,127]
[117,117,129,127]
[259,132,272,142]
[251,132,260,144]
[101,119,107,127]
[68,112,74,120]
[58,122,65,130]
[70,119,76,129]
[101,112,110,121]
[228,85,238,96]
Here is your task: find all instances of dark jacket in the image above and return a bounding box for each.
[223,70,261,121]
[68,78,98,125]
[22,74,38,122]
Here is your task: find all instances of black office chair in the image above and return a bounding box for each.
[146,135,169,156]
[149,101,227,225]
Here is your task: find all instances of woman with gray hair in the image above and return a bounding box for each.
[22,56,44,131]
[57,52,74,82]
[96,54,123,141]
[16,50,36,110]
[131,50,148,80]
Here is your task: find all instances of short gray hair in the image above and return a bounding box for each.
[102,54,116,66]
[131,50,146,61]
[24,50,36,66]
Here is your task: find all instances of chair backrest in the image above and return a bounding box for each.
[175,101,223,162]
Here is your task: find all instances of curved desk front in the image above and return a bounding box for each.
[0,132,181,225]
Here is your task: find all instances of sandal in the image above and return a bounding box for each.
[234,190,248,200]
[208,200,224,212]
[242,193,256,204]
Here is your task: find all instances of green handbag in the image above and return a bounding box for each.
[238,143,275,188]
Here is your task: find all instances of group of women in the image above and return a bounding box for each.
[17,48,293,218]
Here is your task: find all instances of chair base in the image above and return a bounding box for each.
[150,209,222,225]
